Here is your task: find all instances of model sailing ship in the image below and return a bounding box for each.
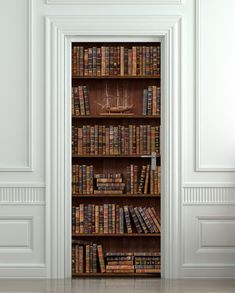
[98,82,134,115]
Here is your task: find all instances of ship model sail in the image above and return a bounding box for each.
[99,82,133,115]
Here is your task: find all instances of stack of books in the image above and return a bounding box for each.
[94,173,125,195]
[105,253,134,273]
[72,45,161,77]
[126,165,161,195]
[72,86,90,116]
[72,124,160,155]
[142,86,161,116]
[72,204,161,234]
[134,252,161,273]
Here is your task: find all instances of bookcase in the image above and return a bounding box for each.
[71,42,161,277]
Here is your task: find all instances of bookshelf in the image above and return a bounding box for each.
[71,42,161,277]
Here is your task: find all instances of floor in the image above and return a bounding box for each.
[0,279,234,293]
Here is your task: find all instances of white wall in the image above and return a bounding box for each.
[0,0,234,278]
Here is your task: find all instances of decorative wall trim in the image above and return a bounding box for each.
[46,14,182,279]
[46,0,183,5]
[0,0,33,172]
[0,187,45,205]
[183,187,235,205]
[195,0,235,172]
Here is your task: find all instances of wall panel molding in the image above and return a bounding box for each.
[46,0,183,5]
[196,0,235,172]
[0,187,45,205]
[183,187,235,205]
[0,0,33,172]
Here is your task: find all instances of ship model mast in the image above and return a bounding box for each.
[99,82,133,115]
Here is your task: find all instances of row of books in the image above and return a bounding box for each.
[72,45,161,77]
[72,125,160,155]
[72,204,161,234]
[72,86,90,116]
[72,165,94,195]
[72,240,161,274]
[105,252,161,273]
[126,165,160,195]
[72,166,161,195]
[142,86,160,116]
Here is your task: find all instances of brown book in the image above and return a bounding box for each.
[78,86,85,116]
[85,244,90,273]
[78,246,84,273]
[124,206,132,234]
[94,190,123,195]
[101,47,106,76]
[152,85,157,115]
[132,46,137,76]
[97,244,106,273]
[120,46,125,76]
[148,207,161,232]
[79,203,84,233]
[138,165,147,194]
[144,165,150,194]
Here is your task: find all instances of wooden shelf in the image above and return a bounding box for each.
[72,154,160,158]
[72,272,160,277]
[72,194,160,198]
[72,115,160,119]
[72,75,160,80]
[73,233,160,237]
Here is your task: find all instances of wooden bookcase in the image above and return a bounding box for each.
[71,42,161,277]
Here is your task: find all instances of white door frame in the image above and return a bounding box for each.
[45,15,182,279]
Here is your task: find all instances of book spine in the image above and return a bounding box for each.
[144,165,150,194]
[123,205,132,234]
[79,46,84,76]
[132,46,137,76]
[84,49,88,76]
[101,47,106,76]
[83,86,90,115]
[97,244,106,273]
[134,207,148,234]
[92,47,97,76]
[79,204,84,233]
[129,206,142,233]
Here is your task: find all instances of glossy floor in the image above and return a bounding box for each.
[0,279,235,293]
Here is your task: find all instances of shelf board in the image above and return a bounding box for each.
[72,272,160,277]
[72,75,160,79]
[72,154,160,158]
[73,233,160,237]
[72,194,160,198]
[72,115,160,119]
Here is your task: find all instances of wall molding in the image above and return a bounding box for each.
[0,0,33,172]
[46,0,183,5]
[46,14,182,279]
[0,187,45,205]
[195,0,235,172]
[183,187,235,205]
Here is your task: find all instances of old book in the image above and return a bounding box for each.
[83,86,90,115]
[148,207,160,232]
[97,244,106,273]
[138,165,147,194]
[138,206,154,233]
[134,207,148,234]
[78,86,85,116]
[129,205,142,233]
[144,165,150,194]
[124,206,132,234]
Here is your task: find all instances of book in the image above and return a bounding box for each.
[97,244,106,273]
